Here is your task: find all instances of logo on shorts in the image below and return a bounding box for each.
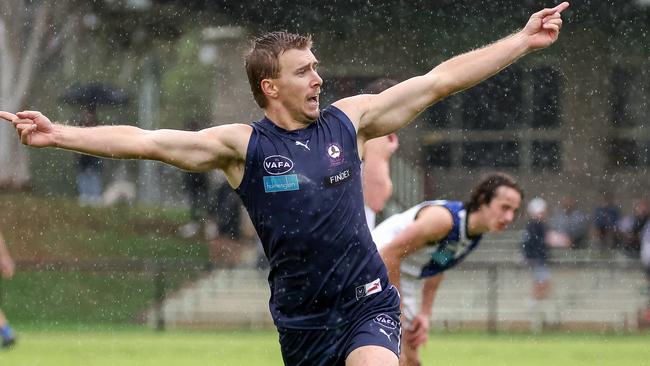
[373,314,397,330]
[379,328,394,342]
[263,155,294,175]
[355,278,382,300]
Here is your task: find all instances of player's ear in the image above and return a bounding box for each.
[261,79,279,100]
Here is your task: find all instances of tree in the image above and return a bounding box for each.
[0,1,77,188]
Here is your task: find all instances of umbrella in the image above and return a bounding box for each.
[61,83,129,111]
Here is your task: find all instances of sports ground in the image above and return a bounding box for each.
[1,327,649,365]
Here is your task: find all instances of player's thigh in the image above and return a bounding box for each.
[343,310,401,365]
[346,345,398,366]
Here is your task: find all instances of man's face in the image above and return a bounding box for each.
[274,48,322,122]
[481,186,522,232]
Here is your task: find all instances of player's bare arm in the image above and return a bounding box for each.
[0,110,252,187]
[335,2,569,143]
[380,206,453,290]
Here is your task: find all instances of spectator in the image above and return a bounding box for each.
[177,119,212,239]
[76,109,104,205]
[521,198,552,303]
[548,195,589,249]
[640,220,650,324]
[206,174,243,268]
[618,199,649,258]
[592,191,620,255]
[177,172,211,238]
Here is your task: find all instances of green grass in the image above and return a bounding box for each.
[0,192,206,261]
[1,328,650,366]
[0,192,209,325]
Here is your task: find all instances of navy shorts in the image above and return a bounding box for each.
[278,288,401,366]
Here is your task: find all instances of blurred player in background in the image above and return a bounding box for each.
[373,173,522,366]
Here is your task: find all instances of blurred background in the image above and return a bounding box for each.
[0,0,649,335]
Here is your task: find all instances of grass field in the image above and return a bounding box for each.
[1,327,650,366]
[2,193,650,365]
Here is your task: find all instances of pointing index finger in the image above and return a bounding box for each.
[538,2,570,18]
[552,2,570,14]
[0,111,17,122]
[16,110,43,119]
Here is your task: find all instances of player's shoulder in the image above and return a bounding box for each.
[203,123,252,142]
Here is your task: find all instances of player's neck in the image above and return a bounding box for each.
[467,211,488,237]
[264,106,314,131]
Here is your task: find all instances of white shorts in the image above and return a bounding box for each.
[399,272,422,326]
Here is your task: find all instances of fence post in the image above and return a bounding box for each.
[153,261,166,332]
[487,265,498,334]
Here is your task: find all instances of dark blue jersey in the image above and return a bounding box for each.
[236,105,393,330]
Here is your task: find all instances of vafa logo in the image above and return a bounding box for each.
[263,155,294,175]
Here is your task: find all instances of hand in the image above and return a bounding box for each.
[0,110,56,147]
[405,313,430,348]
[522,2,570,50]
[0,255,15,279]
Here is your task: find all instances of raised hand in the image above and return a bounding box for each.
[522,2,570,50]
[0,110,56,147]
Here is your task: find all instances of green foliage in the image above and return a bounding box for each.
[159,30,216,129]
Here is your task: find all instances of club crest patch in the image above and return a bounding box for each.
[326,143,344,166]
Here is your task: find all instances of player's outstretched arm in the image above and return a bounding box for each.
[0,110,251,174]
[336,2,569,142]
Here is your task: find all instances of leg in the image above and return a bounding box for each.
[344,289,401,366]
[0,309,16,348]
[399,329,421,366]
[346,345,398,366]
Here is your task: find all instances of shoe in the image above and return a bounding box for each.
[1,337,16,349]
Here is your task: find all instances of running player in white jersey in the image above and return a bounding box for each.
[372,173,522,366]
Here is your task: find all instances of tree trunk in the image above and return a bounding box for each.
[0,2,50,188]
